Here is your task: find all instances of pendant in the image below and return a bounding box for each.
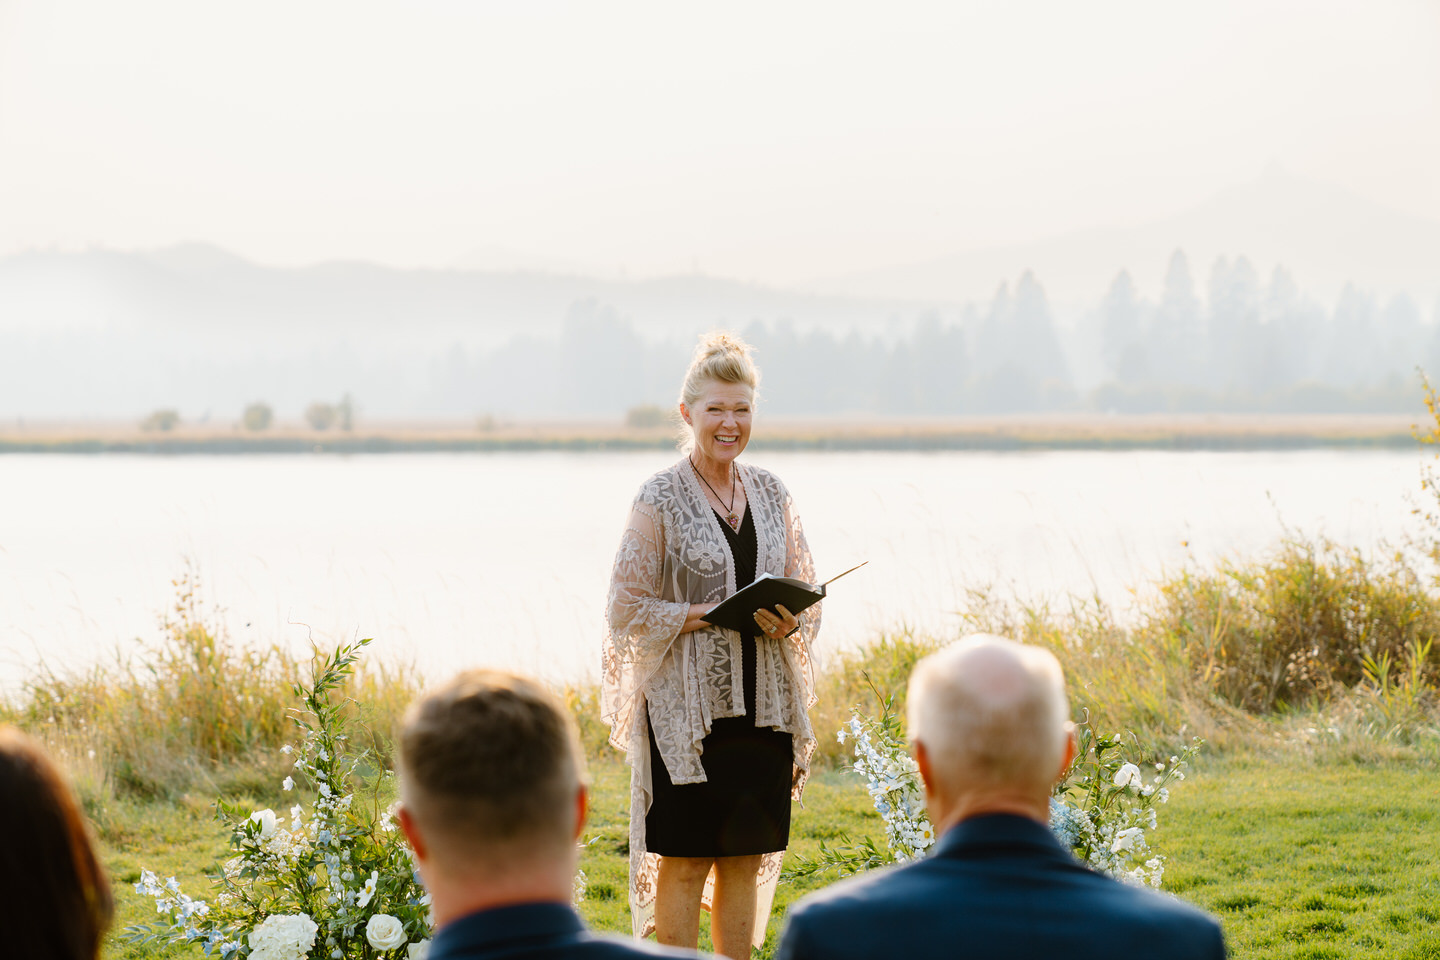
[727,512,740,530]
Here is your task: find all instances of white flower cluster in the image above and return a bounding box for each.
[1052,751,1190,888]
[125,641,435,960]
[244,807,310,862]
[249,913,319,960]
[133,870,210,940]
[839,715,935,860]
[832,711,1196,891]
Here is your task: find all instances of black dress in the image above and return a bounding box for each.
[644,505,795,857]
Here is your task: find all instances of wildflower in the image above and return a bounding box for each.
[282,776,294,791]
[1112,763,1141,788]
[357,871,380,908]
[281,744,293,755]
[837,728,847,744]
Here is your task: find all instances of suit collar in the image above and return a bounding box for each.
[933,812,1072,861]
[431,901,583,957]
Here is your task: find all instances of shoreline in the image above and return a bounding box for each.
[0,413,1428,454]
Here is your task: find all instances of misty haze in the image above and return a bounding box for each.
[1,167,1436,424]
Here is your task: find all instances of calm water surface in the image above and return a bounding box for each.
[0,449,1430,689]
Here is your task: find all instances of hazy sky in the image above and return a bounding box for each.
[1,0,1436,286]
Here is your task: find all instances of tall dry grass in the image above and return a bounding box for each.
[808,533,1440,766]
[0,571,424,806]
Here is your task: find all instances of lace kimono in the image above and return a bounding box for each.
[601,458,820,947]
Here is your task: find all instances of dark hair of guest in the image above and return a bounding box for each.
[0,727,114,960]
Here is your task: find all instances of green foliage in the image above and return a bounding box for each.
[242,402,273,431]
[1359,638,1437,741]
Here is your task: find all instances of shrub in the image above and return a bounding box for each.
[1145,538,1440,714]
[140,409,180,432]
[242,402,273,432]
[624,404,670,429]
[304,402,337,431]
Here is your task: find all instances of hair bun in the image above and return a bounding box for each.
[678,330,760,414]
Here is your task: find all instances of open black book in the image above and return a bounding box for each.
[702,562,867,636]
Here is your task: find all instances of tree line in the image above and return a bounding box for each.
[447,251,1435,417]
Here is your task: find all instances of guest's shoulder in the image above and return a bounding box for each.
[1109,881,1224,936]
[785,859,915,921]
[579,931,706,959]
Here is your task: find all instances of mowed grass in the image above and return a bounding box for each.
[1161,758,1440,960]
[96,752,1440,960]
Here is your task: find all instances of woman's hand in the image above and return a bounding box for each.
[681,603,719,635]
[753,604,800,639]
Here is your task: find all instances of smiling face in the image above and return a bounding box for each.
[681,379,754,467]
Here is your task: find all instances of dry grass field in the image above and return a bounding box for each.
[0,412,1424,453]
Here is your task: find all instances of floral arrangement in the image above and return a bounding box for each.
[783,692,1199,889]
[125,639,433,959]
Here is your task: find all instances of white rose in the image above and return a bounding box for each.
[366,913,408,951]
[408,941,432,960]
[250,808,278,839]
[1110,826,1143,853]
[1112,763,1141,788]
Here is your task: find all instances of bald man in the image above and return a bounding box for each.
[775,635,1226,960]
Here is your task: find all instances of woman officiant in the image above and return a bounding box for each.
[601,332,821,959]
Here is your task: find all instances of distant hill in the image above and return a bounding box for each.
[810,167,1440,308]
[0,244,929,348]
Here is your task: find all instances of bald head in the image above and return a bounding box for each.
[907,634,1070,798]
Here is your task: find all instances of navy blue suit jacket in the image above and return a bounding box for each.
[429,903,701,960]
[776,813,1225,960]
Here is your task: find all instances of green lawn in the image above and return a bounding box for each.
[99,754,1440,959]
[1160,759,1440,960]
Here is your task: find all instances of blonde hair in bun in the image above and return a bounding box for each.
[679,331,760,409]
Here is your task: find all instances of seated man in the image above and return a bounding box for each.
[775,634,1226,960]
[398,670,702,960]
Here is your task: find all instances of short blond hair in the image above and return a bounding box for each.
[679,331,760,409]
[398,671,584,864]
[907,634,1069,793]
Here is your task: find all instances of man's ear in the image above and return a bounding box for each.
[572,784,589,842]
[397,803,428,863]
[1056,722,1078,783]
[914,741,936,794]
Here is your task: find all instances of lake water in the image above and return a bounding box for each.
[1,449,1432,691]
